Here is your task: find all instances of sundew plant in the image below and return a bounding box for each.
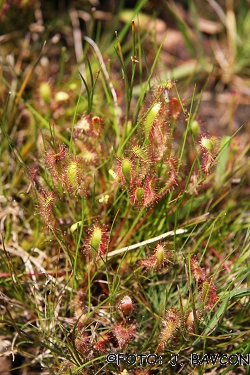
[1,3,250,375]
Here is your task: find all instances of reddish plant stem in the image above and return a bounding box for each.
[108,207,131,250]
[202,240,231,274]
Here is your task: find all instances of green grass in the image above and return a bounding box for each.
[1,1,250,375]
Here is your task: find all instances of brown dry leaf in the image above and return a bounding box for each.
[157,29,186,54]
[119,10,167,34]
[92,10,113,21]
[187,16,223,34]
[0,357,11,375]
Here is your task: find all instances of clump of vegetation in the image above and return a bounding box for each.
[1,1,250,375]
